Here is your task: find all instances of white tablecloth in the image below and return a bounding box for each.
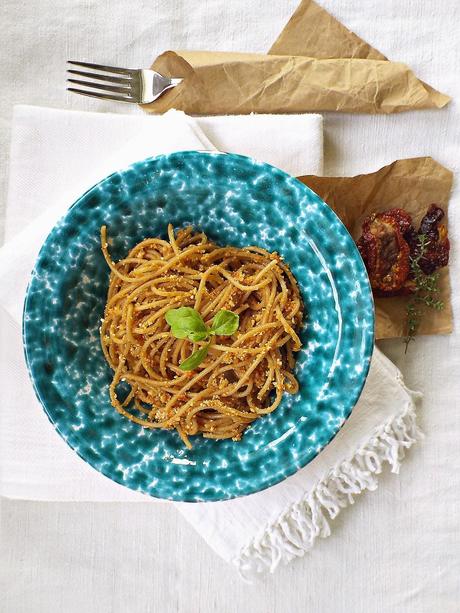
[1,1,459,612]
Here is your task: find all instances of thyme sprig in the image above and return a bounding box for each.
[404,234,444,352]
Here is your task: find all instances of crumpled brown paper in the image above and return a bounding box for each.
[269,0,386,59]
[143,0,450,115]
[298,157,454,339]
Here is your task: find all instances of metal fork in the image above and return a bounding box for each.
[67,61,182,104]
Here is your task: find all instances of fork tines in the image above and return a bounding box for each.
[66,60,135,102]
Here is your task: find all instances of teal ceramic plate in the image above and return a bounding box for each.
[23,151,374,502]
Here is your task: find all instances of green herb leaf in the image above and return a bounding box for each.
[165,307,208,342]
[210,309,239,336]
[179,344,210,371]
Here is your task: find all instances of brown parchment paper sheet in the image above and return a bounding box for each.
[298,157,454,339]
[143,0,450,115]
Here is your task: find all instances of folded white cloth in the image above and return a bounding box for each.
[0,105,421,578]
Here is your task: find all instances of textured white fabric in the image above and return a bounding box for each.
[1,0,459,610]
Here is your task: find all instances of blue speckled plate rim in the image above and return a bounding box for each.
[22,150,375,502]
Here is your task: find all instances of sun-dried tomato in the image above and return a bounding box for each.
[416,204,450,274]
[357,211,411,295]
[381,208,413,235]
[356,204,450,298]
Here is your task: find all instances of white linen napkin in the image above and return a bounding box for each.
[0,105,421,578]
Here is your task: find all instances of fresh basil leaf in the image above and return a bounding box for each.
[210,309,239,336]
[165,307,208,342]
[179,344,210,371]
[188,330,209,342]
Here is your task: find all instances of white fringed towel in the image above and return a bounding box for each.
[0,105,421,578]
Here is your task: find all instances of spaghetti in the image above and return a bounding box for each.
[100,225,303,448]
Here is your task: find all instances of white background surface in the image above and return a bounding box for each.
[1,1,459,611]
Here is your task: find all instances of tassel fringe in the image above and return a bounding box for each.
[235,391,422,580]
